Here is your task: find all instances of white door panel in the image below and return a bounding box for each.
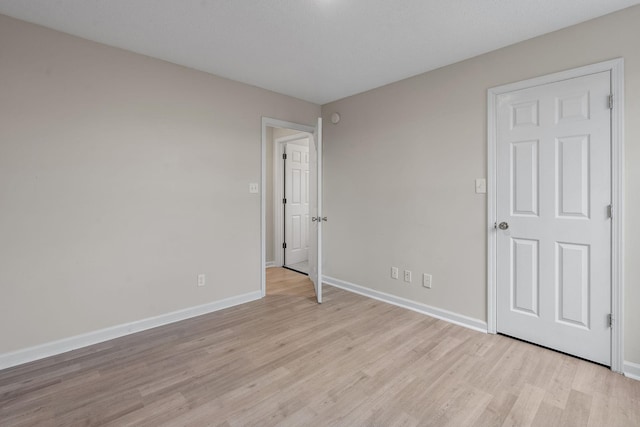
[284,142,309,266]
[496,71,611,365]
[308,118,322,303]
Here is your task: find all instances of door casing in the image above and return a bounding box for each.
[487,58,625,372]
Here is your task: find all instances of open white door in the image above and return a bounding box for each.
[283,141,310,267]
[308,118,323,303]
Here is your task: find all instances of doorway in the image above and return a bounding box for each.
[487,59,624,372]
[261,117,323,303]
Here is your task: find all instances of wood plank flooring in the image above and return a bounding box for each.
[1,267,639,426]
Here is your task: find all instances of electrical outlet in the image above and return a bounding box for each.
[423,273,432,289]
[404,270,412,283]
[249,183,259,194]
[197,274,206,287]
[391,267,399,279]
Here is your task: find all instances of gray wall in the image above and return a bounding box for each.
[0,14,320,354]
[321,6,640,365]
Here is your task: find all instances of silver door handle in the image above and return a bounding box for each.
[498,222,509,230]
[312,217,318,222]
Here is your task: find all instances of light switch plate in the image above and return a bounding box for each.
[249,183,259,193]
[475,178,487,194]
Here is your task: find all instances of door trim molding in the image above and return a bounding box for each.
[273,133,311,268]
[486,58,625,372]
[261,118,315,298]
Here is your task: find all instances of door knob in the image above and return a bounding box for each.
[498,222,509,230]
[312,217,318,222]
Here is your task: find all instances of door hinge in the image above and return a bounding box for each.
[608,94,613,109]
[282,242,287,249]
[282,153,287,160]
[283,198,286,204]
[607,314,613,328]
[607,204,613,218]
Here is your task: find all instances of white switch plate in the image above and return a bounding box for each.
[391,267,399,279]
[423,273,432,289]
[197,274,206,287]
[475,178,487,194]
[249,183,259,194]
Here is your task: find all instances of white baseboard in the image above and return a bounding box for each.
[323,276,487,333]
[0,290,262,371]
[624,361,640,381]
[265,261,277,268]
[325,275,638,380]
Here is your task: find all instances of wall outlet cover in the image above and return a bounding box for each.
[404,270,412,283]
[423,273,432,288]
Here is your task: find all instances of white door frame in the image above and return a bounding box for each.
[273,132,311,268]
[261,117,316,297]
[487,58,625,372]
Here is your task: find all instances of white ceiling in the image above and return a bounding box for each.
[0,0,638,104]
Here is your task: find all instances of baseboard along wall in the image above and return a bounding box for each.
[624,361,640,381]
[4,277,637,382]
[0,291,262,370]
[323,276,639,382]
[322,276,488,333]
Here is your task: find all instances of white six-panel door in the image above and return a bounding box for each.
[308,118,322,303]
[284,142,310,265]
[496,71,612,365]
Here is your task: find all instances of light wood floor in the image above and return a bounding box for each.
[1,268,639,426]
